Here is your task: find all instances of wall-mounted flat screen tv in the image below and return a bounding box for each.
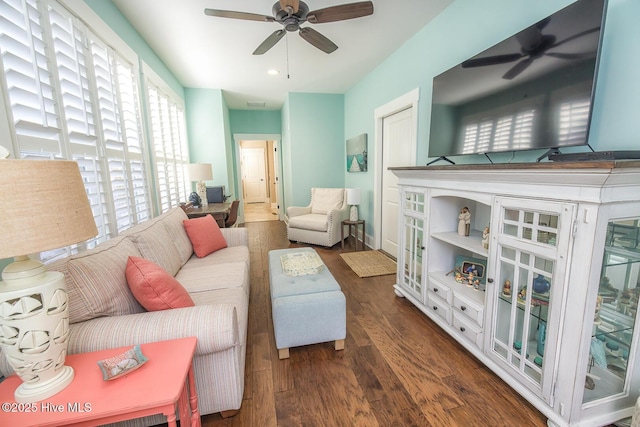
[428,0,607,161]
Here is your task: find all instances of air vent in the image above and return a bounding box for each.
[247,101,266,108]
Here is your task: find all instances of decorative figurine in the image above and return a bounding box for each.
[458,207,471,236]
[473,279,480,291]
[594,295,602,325]
[467,271,474,287]
[502,280,512,297]
[482,226,490,249]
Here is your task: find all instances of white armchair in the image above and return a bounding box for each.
[287,188,350,247]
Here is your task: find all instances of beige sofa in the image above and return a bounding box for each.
[0,207,250,426]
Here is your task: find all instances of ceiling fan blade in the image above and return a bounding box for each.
[299,27,338,53]
[551,27,600,49]
[280,0,299,14]
[204,8,275,22]
[502,57,534,80]
[253,30,286,55]
[307,1,374,24]
[546,52,590,60]
[461,53,524,68]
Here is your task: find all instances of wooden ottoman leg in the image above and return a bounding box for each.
[334,339,345,351]
[278,348,290,359]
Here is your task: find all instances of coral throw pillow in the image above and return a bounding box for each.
[125,256,195,311]
[183,215,228,257]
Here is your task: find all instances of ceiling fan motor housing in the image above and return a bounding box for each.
[273,1,309,32]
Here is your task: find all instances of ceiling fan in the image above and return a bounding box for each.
[461,18,599,80]
[204,0,374,55]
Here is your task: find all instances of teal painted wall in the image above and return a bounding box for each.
[184,88,231,190]
[345,0,640,233]
[285,93,345,207]
[84,0,183,97]
[229,110,282,135]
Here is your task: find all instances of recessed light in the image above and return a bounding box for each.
[267,69,280,76]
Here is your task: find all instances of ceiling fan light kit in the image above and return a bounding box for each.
[204,1,374,55]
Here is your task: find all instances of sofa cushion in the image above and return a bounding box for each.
[183,215,228,258]
[125,256,195,311]
[66,237,145,323]
[162,210,193,266]
[311,188,343,215]
[130,230,182,276]
[288,214,328,232]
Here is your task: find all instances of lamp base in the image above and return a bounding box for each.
[196,181,208,207]
[14,366,74,403]
[0,258,74,403]
[350,205,359,222]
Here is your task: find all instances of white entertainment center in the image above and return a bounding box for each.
[391,161,640,427]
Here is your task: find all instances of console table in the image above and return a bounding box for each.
[0,337,200,427]
[185,202,230,227]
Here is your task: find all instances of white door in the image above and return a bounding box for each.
[242,147,267,203]
[381,107,414,256]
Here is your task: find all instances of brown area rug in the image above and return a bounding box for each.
[340,250,397,278]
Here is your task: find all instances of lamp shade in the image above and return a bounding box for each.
[0,159,98,259]
[187,163,213,182]
[347,188,361,206]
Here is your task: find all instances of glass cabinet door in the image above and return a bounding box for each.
[583,218,640,404]
[489,197,574,402]
[401,191,426,300]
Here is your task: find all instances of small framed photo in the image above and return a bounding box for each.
[455,255,487,284]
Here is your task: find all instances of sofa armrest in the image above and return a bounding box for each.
[287,205,311,218]
[68,305,238,356]
[220,227,248,247]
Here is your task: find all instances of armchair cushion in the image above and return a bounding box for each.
[311,188,344,214]
[288,213,329,232]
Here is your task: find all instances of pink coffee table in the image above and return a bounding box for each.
[0,337,200,427]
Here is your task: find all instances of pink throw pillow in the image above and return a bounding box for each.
[183,215,228,257]
[125,256,195,311]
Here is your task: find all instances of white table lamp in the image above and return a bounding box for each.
[187,163,213,207]
[347,188,361,221]
[0,159,98,403]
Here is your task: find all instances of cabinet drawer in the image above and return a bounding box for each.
[427,295,451,325]
[452,312,483,350]
[452,294,483,327]
[428,280,452,304]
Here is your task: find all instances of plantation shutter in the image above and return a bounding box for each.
[146,79,189,212]
[0,0,153,262]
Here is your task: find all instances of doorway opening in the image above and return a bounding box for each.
[237,136,282,223]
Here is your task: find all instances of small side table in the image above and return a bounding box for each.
[341,219,365,251]
[0,337,200,427]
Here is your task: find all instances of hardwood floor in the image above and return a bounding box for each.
[200,220,547,427]
[243,202,279,223]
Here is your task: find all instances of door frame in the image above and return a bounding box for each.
[234,133,283,222]
[373,88,420,250]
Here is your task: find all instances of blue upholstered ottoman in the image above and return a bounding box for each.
[268,248,346,359]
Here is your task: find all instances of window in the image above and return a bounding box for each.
[145,69,189,212]
[0,0,181,262]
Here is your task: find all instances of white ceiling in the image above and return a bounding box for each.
[111,0,452,110]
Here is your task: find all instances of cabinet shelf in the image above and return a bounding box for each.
[431,230,488,257]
